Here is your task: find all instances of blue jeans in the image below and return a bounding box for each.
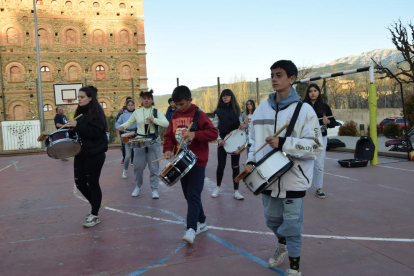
[123,142,133,171]
[181,166,206,231]
[262,194,304,257]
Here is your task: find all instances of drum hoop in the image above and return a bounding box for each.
[48,138,79,147]
[161,152,197,186]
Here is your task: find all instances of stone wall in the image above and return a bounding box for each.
[333,108,403,128]
[0,0,147,121]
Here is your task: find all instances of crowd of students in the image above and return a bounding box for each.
[65,59,335,276]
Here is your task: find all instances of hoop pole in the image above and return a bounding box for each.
[294,65,379,165]
[294,66,371,84]
[33,0,44,132]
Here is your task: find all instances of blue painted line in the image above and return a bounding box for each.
[125,242,187,276]
[0,205,86,218]
[125,258,169,276]
[204,232,286,276]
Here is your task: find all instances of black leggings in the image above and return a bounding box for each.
[74,153,106,216]
[216,146,240,190]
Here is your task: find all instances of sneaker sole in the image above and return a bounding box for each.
[234,196,244,200]
[182,236,194,244]
[122,176,127,179]
[83,220,100,228]
[268,252,288,267]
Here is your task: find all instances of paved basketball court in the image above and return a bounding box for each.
[1,145,413,276]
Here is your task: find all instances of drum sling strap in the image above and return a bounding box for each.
[141,108,159,153]
[190,109,202,132]
[284,102,303,138]
[274,101,303,198]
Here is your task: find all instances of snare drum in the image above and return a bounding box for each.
[121,132,135,143]
[160,150,197,187]
[235,150,294,195]
[223,129,248,155]
[46,129,81,159]
[128,136,156,148]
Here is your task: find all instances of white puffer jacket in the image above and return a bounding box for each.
[247,90,324,198]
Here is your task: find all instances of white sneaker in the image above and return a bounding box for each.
[152,190,159,199]
[182,228,196,244]
[83,215,100,228]
[234,191,244,200]
[286,269,301,276]
[195,222,208,235]
[131,187,140,197]
[268,243,288,267]
[122,170,128,179]
[211,187,221,197]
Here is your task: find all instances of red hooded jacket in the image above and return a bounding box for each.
[163,104,218,167]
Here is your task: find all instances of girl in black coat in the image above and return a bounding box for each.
[66,86,108,227]
[212,89,247,200]
[303,83,336,199]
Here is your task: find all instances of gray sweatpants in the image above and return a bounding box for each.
[133,141,161,191]
[262,194,304,258]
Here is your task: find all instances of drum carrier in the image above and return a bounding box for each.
[235,102,303,195]
[160,109,202,187]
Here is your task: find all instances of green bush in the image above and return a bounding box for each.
[403,93,414,125]
[383,122,403,138]
[367,124,380,136]
[107,113,118,143]
[338,120,358,136]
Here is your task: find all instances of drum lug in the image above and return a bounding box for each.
[257,169,266,179]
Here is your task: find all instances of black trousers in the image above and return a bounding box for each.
[216,146,240,190]
[181,166,206,231]
[74,153,106,216]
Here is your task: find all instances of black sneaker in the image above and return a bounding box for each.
[315,189,326,199]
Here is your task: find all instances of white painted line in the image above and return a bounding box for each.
[0,161,19,172]
[0,164,12,172]
[377,165,414,172]
[378,185,414,195]
[73,185,414,243]
[324,172,359,181]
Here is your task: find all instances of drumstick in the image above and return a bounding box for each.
[58,114,83,130]
[233,116,249,136]
[175,122,193,157]
[146,108,154,134]
[318,115,335,120]
[152,156,168,163]
[253,124,288,156]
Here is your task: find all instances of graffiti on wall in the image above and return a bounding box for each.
[6,121,34,149]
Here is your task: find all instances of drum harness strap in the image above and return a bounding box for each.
[275,101,303,198]
[139,108,159,153]
[183,109,202,150]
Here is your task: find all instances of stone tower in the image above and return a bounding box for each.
[0,0,148,120]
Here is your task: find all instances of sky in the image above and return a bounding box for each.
[143,0,414,95]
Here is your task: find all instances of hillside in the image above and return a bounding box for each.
[153,48,404,113]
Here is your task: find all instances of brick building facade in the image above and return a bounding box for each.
[0,0,148,121]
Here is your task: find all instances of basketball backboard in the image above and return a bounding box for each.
[53,83,83,105]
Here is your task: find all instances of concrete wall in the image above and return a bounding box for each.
[333,108,402,128]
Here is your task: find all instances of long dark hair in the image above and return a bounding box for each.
[216,89,241,116]
[303,83,325,115]
[245,99,255,115]
[75,86,108,130]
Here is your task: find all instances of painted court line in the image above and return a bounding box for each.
[377,165,414,172]
[324,172,359,181]
[125,242,186,276]
[73,187,414,245]
[378,185,414,195]
[204,232,285,275]
[0,161,19,172]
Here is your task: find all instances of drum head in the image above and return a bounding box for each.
[223,129,247,153]
[47,140,81,159]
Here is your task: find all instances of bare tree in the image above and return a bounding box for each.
[327,79,344,109]
[385,20,414,83]
[228,74,250,110]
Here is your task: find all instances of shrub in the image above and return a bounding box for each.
[107,113,118,143]
[338,120,358,136]
[367,124,380,136]
[383,122,403,138]
[403,93,414,125]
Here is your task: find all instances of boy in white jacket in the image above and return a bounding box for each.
[247,60,323,276]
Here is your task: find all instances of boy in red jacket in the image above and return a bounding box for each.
[163,85,218,244]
